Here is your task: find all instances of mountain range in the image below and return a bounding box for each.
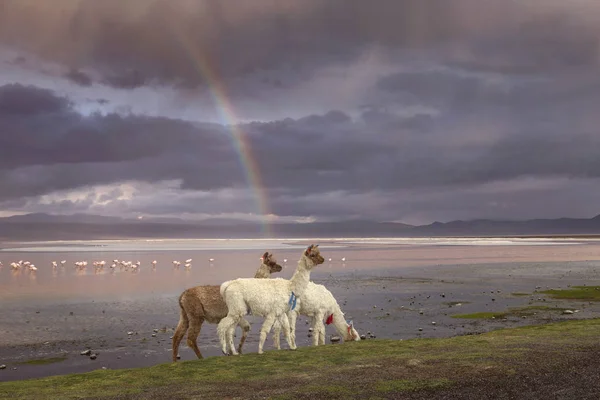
[2,212,600,241]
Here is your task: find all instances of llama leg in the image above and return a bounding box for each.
[217,316,237,355]
[186,317,204,359]
[272,319,281,350]
[237,318,251,354]
[278,313,296,350]
[288,311,298,349]
[258,314,277,355]
[310,316,319,346]
[172,310,189,362]
[314,313,325,346]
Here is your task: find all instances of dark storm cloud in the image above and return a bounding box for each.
[65,69,93,87]
[3,80,600,211]
[1,1,598,88]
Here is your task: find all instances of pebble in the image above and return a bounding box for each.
[0,365,5,370]
[90,354,97,360]
[127,332,134,336]
[80,349,92,356]
[330,336,341,343]
[563,310,574,315]
[418,328,423,331]
[360,335,366,340]
[152,333,156,337]
[308,328,313,333]
[153,329,159,333]
[431,322,436,325]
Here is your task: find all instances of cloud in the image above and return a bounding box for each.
[1,0,599,89]
[2,2,600,223]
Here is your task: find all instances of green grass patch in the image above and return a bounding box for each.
[541,286,600,301]
[16,356,68,366]
[376,378,453,393]
[511,292,530,297]
[452,305,571,319]
[451,312,506,319]
[443,301,470,307]
[1,319,599,399]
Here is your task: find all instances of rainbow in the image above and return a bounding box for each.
[171,27,272,236]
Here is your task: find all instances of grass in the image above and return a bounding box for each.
[541,286,600,301]
[511,292,530,297]
[1,319,600,399]
[16,357,68,366]
[452,305,571,319]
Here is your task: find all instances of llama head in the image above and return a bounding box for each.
[345,321,361,342]
[304,244,325,267]
[261,252,282,273]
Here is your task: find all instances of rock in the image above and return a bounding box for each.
[307,333,312,338]
[360,335,366,340]
[127,331,134,336]
[367,331,371,335]
[0,365,5,370]
[418,328,423,331]
[308,328,313,333]
[69,312,74,316]
[407,359,422,367]
[80,349,92,356]
[370,335,376,339]
[330,336,341,343]
[152,333,156,337]
[153,329,159,333]
[419,311,424,315]
[386,312,390,316]
[431,321,436,325]
[90,354,97,360]
[563,310,574,315]
[102,367,107,370]
[177,354,181,360]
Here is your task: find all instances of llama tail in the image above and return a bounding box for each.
[220,280,234,297]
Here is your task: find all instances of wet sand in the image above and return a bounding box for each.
[1,238,600,381]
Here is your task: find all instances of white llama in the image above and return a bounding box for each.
[217,245,325,355]
[172,252,282,361]
[272,282,361,348]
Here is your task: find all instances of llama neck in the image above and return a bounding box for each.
[331,307,350,338]
[254,263,270,279]
[289,257,312,296]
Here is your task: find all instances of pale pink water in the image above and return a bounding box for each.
[2,238,600,303]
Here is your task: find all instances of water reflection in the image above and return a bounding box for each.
[2,238,600,304]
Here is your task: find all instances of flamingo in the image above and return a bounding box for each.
[184,263,192,268]
[208,258,215,262]
[341,257,346,262]
[51,261,58,268]
[29,264,37,271]
[185,258,192,263]
[60,260,66,265]
[151,260,157,266]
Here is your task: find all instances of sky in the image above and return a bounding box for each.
[1,0,600,226]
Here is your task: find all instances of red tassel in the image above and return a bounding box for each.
[326,314,333,325]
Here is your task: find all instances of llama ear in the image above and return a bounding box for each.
[262,252,269,260]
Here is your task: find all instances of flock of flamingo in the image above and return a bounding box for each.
[1,257,202,273]
[0,255,346,274]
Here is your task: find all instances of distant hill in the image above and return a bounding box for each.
[1,212,600,241]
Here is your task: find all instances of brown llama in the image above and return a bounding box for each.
[172,252,282,361]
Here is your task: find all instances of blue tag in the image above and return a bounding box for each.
[288,292,297,310]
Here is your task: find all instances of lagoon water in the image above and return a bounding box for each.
[2,237,600,381]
